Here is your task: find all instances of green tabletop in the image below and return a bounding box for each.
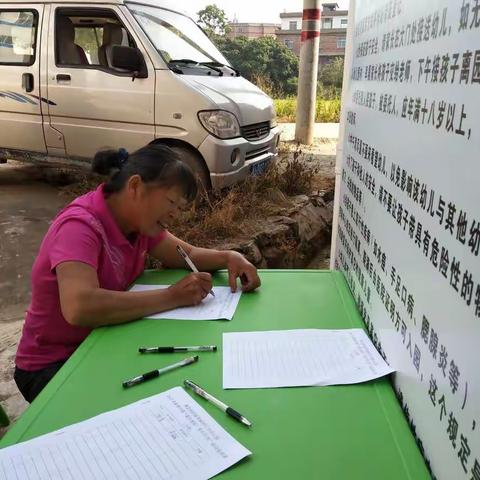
[1,270,430,479]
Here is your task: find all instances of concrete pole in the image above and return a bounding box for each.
[295,0,321,145]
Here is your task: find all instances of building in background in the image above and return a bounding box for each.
[227,19,279,40]
[276,2,348,64]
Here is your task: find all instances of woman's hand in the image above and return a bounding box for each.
[168,272,213,307]
[226,252,261,293]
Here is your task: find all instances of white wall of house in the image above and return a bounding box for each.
[281,14,347,31]
[281,16,301,30]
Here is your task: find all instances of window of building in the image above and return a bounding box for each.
[284,39,294,50]
[341,19,348,26]
[337,37,346,48]
[289,21,298,30]
[0,10,38,65]
[322,18,332,29]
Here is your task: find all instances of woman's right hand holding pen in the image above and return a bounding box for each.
[168,272,213,307]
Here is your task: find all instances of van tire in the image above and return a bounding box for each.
[168,146,211,200]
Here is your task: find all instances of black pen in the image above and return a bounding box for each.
[122,356,198,388]
[139,345,217,353]
[184,380,252,427]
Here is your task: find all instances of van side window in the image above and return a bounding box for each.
[55,9,133,71]
[0,10,38,65]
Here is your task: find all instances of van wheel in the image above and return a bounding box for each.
[168,146,211,201]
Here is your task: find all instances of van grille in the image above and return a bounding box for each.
[245,146,269,161]
[241,121,270,141]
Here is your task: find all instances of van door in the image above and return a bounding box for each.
[0,6,46,153]
[46,5,155,160]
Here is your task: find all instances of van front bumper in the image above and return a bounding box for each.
[198,126,280,190]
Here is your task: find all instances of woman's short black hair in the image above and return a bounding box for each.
[92,144,198,203]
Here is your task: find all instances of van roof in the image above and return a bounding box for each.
[1,0,189,18]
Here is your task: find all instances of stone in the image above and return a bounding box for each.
[255,223,292,249]
[235,241,263,266]
[292,203,328,244]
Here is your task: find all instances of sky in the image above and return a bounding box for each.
[182,1,350,24]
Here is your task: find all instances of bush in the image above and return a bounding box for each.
[251,73,279,98]
[274,97,341,123]
[318,57,344,88]
[169,153,319,246]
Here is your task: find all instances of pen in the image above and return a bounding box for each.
[184,380,252,427]
[176,245,215,297]
[139,345,217,353]
[122,356,199,388]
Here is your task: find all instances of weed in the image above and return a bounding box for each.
[169,151,320,246]
[274,97,341,123]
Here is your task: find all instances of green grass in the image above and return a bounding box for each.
[274,97,341,123]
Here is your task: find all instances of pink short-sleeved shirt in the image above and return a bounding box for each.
[16,184,166,371]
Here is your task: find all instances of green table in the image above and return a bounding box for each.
[1,270,430,479]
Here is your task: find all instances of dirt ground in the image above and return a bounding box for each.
[0,163,67,438]
[0,138,337,438]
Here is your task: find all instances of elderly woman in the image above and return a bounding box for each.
[15,144,260,402]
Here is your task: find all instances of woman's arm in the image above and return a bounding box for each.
[150,232,261,292]
[56,261,212,328]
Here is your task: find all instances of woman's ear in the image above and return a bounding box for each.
[125,174,144,200]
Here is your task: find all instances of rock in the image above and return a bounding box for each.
[210,190,334,270]
[0,318,28,439]
[290,194,310,205]
[255,224,292,249]
[292,202,328,244]
[271,216,299,238]
[262,243,297,268]
[235,241,263,266]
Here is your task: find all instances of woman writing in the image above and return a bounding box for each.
[14,144,260,402]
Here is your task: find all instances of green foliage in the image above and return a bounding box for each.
[274,97,341,123]
[318,57,344,88]
[317,83,342,100]
[197,4,231,38]
[215,36,299,97]
[74,27,102,64]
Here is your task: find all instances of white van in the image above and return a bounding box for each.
[0,0,279,189]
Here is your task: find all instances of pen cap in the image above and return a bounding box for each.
[184,379,200,389]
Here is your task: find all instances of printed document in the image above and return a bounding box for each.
[223,328,394,389]
[130,284,241,320]
[0,387,251,479]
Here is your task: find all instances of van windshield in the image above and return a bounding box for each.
[127,4,229,68]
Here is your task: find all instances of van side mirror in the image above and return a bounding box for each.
[111,46,148,80]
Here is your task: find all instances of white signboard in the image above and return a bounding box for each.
[333,1,480,479]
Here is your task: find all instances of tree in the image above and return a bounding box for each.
[197,4,231,38]
[318,57,344,88]
[215,36,299,97]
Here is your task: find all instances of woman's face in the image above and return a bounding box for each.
[126,178,186,236]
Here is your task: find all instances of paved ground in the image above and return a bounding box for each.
[279,122,340,142]
[0,127,338,439]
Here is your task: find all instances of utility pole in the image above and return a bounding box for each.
[295,0,321,145]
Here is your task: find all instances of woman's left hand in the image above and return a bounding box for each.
[226,252,261,293]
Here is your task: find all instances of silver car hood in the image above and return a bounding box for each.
[183,75,275,126]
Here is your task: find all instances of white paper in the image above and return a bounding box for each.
[0,387,251,480]
[223,328,395,389]
[130,284,242,320]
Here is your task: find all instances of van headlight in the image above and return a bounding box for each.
[198,110,241,139]
[270,115,278,128]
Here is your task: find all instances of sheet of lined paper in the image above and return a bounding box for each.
[0,387,251,480]
[223,328,394,389]
[129,284,241,321]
